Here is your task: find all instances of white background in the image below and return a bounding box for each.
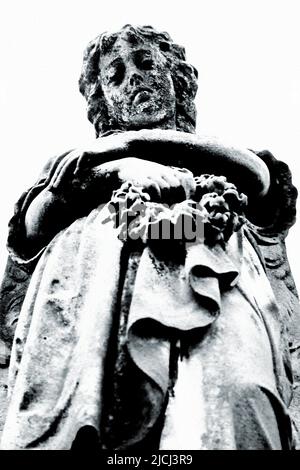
[0,0,299,286]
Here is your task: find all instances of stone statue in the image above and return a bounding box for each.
[0,25,300,450]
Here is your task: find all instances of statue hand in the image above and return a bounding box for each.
[92,157,196,203]
[47,133,132,193]
[47,149,85,193]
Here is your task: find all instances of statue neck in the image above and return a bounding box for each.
[124,117,177,132]
[97,115,177,137]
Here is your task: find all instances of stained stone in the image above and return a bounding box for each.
[0,25,299,450]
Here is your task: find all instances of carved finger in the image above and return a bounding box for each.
[161,173,181,188]
[177,171,196,199]
[49,151,80,190]
[145,179,162,201]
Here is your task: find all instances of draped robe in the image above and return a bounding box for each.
[0,203,297,450]
[0,140,300,450]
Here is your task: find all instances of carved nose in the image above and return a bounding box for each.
[129,72,143,87]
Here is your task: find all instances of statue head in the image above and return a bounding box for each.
[79,25,198,136]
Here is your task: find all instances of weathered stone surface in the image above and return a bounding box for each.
[0,25,299,450]
[79,25,198,136]
[0,359,9,441]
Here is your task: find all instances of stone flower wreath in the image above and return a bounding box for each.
[105,172,248,247]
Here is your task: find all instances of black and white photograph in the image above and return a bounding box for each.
[0,0,300,455]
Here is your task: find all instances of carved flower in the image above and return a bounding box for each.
[105,175,247,246]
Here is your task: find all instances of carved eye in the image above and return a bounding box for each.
[135,50,154,71]
[140,58,153,70]
[107,63,125,85]
[159,41,170,52]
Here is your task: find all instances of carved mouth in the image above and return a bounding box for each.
[132,89,153,106]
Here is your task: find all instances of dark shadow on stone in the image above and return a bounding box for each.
[71,425,100,450]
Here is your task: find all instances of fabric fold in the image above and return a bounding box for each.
[126,239,240,394]
[1,204,295,450]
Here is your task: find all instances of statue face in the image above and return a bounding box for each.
[100,38,176,129]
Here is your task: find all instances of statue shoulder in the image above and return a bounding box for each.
[244,147,299,320]
[245,152,300,427]
[246,149,297,235]
[245,149,300,381]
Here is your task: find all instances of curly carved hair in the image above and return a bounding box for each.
[79,25,198,136]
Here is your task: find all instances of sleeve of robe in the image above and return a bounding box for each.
[0,151,72,347]
[245,150,300,437]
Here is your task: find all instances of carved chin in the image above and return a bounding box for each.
[125,101,172,126]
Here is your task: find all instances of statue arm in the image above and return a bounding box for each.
[246,149,297,234]
[8,140,196,267]
[245,149,298,302]
[6,146,128,267]
[6,150,74,269]
[246,149,299,321]
[0,148,109,345]
[245,149,300,434]
[0,152,71,347]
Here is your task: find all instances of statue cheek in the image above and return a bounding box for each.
[157,69,173,88]
[107,91,126,108]
[148,72,170,91]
